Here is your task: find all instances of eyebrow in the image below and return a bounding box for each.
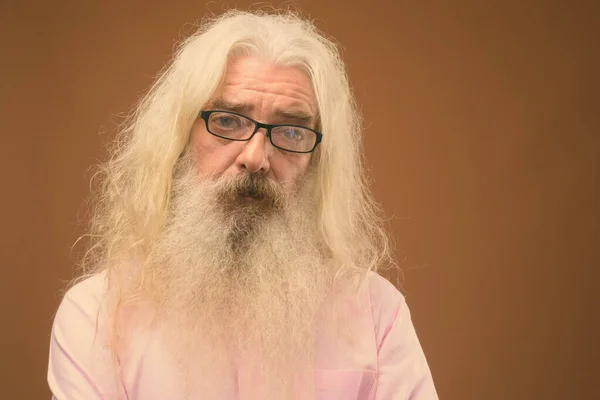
[206,99,315,125]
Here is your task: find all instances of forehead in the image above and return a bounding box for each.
[207,56,317,118]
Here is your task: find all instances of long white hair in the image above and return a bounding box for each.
[79,9,394,293]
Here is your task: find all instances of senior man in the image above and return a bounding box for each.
[48,10,438,400]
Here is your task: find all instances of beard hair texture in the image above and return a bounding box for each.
[143,155,332,399]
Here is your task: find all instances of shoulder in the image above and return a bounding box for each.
[49,273,126,398]
[52,272,109,340]
[64,272,108,303]
[57,273,107,316]
[366,271,405,316]
[364,271,410,345]
[363,274,439,397]
[366,271,403,302]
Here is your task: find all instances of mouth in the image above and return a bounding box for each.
[238,180,264,200]
[238,189,264,201]
[239,191,258,200]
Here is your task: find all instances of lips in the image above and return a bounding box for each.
[238,188,263,200]
[238,180,263,200]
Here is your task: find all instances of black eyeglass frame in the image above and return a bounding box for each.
[199,110,323,154]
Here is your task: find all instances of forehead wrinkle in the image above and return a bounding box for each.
[209,57,319,125]
[211,88,317,124]
[222,78,314,103]
[206,99,255,114]
[225,64,312,90]
[222,68,315,104]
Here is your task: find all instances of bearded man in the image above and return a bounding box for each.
[47,10,438,400]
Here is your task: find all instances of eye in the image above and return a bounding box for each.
[281,127,304,141]
[212,114,243,130]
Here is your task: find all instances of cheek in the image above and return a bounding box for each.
[189,127,237,176]
[271,153,311,182]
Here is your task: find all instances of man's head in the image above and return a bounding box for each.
[82,9,393,398]
[191,56,318,184]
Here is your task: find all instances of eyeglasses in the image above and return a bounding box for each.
[199,110,323,154]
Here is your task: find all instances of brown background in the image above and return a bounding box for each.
[1,0,598,399]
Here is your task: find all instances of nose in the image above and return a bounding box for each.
[235,129,271,174]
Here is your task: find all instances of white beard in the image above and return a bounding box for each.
[141,155,335,399]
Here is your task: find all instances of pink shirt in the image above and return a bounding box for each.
[48,272,437,399]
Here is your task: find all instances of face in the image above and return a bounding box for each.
[189,56,317,185]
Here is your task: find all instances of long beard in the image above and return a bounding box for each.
[143,157,332,398]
